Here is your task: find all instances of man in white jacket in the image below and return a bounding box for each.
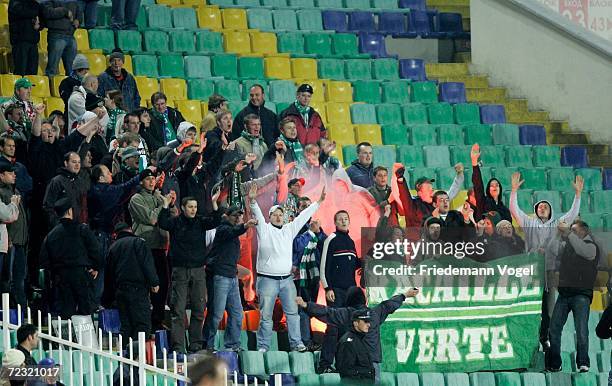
[248,183,326,352]
[0,194,20,292]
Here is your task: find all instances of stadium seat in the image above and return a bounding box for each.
[332,33,367,58]
[480,104,506,124]
[175,100,203,124]
[381,124,408,145]
[571,373,598,386]
[379,12,415,37]
[402,103,428,124]
[211,54,238,78]
[278,32,305,55]
[224,31,251,55]
[289,0,315,7]
[197,6,222,30]
[492,123,520,145]
[532,145,560,167]
[396,373,420,386]
[297,9,324,31]
[381,81,410,104]
[359,33,393,58]
[519,124,547,145]
[519,167,548,191]
[591,190,612,213]
[603,168,612,190]
[349,12,376,32]
[160,78,187,100]
[544,373,572,386]
[195,31,224,54]
[248,8,273,31]
[143,30,169,53]
[273,9,299,32]
[376,103,402,125]
[317,0,342,7]
[251,32,278,55]
[345,59,372,81]
[560,146,588,168]
[29,75,51,98]
[132,55,159,77]
[439,82,467,104]
[319,373,342,385]
[408,124,437,145]
[355,124,382,145]
[215,351,239,375]
[188,79,215,100]
[533,191,562,215]
[238,57,264,80]
[353,80,381,104]
[597,351,611,373]
[420,373,445,386]
[327,124,355,145]
[479,145,505,167]
[548,167,576,191]
[438,12,470,39]
[397,145,424,167]
[88,29,115,53]
[304,33,333,57]
[289,352,315,376]
[350,104,377,124]
[410,81,438,103]
[493,165,519,190]
[135,77,159,105]
[82,53,107,74]
[372,145,396,168]
[449,145,471,166]
[269,80,295,103]
[575,168,603,191]
[291,58,318,79]
[116,30,142,53]
[214,79,241,102]
[184,56,212,79]
[326,103,351,124]
[45,97,64,116]
[172,7,198,30]
[469,373,496,386]
[453,103,480,124]
[423,145,450,167]
[318,59,345,80]
[347,0,371,9]
[399,58,427,81]
[265,57,292,80]
[222,9,248,30]
[505,145,533,167]
[409,10,444,38]
[297,374,320,386]
[437,124,464,145]
[520,372,546,386]
[169,30,195,53]
[239,351,267,377]
[326,81,353,102]
[264,351,291,374]
[463,124,492,145]
[322,10,348,32]
[579,213,604,230]
[372,58,400,81]
[427,103,454,124]
[51,76,65,98]
[444,373,470,386]
[159,54,185,78]
[147,5,173,29]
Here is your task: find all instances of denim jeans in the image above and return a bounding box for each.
[111,0,141,30]
[9,245,27,307]
[546,292,591,369]
[204,275,242,350]
[256,275,303,350]
[297,279,319,346]
[45,34,77,76]
[77,0,98,29]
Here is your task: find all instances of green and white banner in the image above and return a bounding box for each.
[366,253,545,373]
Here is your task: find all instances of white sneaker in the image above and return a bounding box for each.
[258,348,267,353]
[293,344,308,352]
[578,365,589,372]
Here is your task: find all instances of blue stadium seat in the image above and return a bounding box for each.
[480,104,506,124]
[215,351,239,374]
[604,168,612,190]
[358,33,394,58]
[99,309,120,334]
[409,10,444,38]
[560,146,588,168]
[438,12,470,39]
[519,124,547,145]
[349,12,376,32]
[399,0,426,10]
[322,10,348,32]
[439,82,467,104]
[379,12,416,38]
[399,58,427,81]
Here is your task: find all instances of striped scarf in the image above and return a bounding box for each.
[280,134,304,165]
[299,231,320,288]
[227,172,244,211]
[294,100,311,127]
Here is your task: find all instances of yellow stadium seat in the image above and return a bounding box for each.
[327,124,355,146]
[182,0,201,4]
[223,31,251,55]
[134,76,159,106]
[222,8,248,30]
[291,58,317,80]
[83,53,107,74]
[0,4,8,26]
[50,75,64,98]
[325,102,351,124]
[175,100,203,125]
[451,190,467,210]
[354,124,382,145]
[160,78,187,100]
[0,25,8,49]
[591,290,604,311]
[44,97,64,115]
[157,0,180,5]
[39,29,47,51]
[330,144,343,166]
[31,96,43,105]
[0,74,19,97]
[293,79,325,102]
[28,75,51,98]
[326,81,353,103]
[74,29,97,53]
[200,102,209,122]
[264,57,291,80]
[0,51,9,74]
[37,51,64,76]
[122,54,133,74]
[250,32,277,56]
[197,6,222,30]
[310,101,327,124]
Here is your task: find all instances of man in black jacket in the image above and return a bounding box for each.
[142,92,185,154]
[429,190,472,242]
[335,309,375,384]
[42,0,79,76]
[346,142,374,189]
[15,324,38,366]
[158,193,222,353]
[39,197,101,318]
[59,54,90,114]
[203,205,257,351]
[8,0,42,75]
[231,84,279,147]
[104,222,159,341]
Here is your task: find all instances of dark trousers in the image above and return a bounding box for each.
[296,279,320,346]
[56,268,95,319]
[11,42,38,76]
[546,293,591,369]
[150,249,169,328]
[93,231,112,305]
[319,287,348,369]
[116,286,151,341]
[169,266,206,353]
[9,245,28,307]
[111,0,141,30]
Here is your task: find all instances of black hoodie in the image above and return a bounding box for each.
[43,167,90,228]
[472,165,511,222]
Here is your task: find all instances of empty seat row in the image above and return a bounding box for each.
[211,0,401,9]
[277,32,369,59]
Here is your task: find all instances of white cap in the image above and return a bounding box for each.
[268,205,283,215]
[2,349,25,367]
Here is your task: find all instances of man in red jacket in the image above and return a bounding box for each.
[280,84,326,146]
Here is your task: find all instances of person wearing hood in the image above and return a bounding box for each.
[234,114,268,172]
[297,286,419,381]
[113,145,140,184]
[59,54,89,112]
[8,0,42,76]
[167,121,197,150]
[141,92,184,154]
[203,109,235,180]
[1,78,36,132]
[67,74,100,130]
[280,84,326,146]
[231,84,279,146]
[78,97,110,166]
[97,49,141,113]
[346,142,374,189]
[470,143,511,221]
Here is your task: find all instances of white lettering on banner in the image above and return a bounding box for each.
[416,330,436,363]
[395,329,416,363]
[435,329,461,363]
[462,328,490,361]
[490,326,514,359]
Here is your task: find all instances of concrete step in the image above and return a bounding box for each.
[550,133,589,145]
[588,154,612,168]
[427,0,470,6]
[466,87,507,103]
[425,63,469,78]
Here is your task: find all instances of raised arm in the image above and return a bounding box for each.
[559,175,583,224]
[509,172,529,228]
[447,163,464,201]
[288,186,324,237]
[248,184,267,229]
[470,144,487,217]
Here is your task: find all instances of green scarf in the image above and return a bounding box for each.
[150,109,176,144]
[299,231,320,288]
[294,100,311,126]
[280,134,304,166]
[241,130,263,154]
[227,172,244,211]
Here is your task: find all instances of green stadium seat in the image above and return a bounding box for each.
[237,0,262,5]
[533,191,562,214]
[410,167,436,187]
[494,167,519,190]
[427,102,454,124]
[159,54,185,78]
[395,373,420,386]
[350,104,377,124]
[342,146,357,165]
[116,30,142,53]
[463,124,492,145]
[376,103,402,125]
[211,54,238,79]
[264,351,290,374]
[420,372,445,386]
[545,372,573,386]
[215,80,242,102]
[332,34,368,59]
[571,373,598,386]
[454,103,481,124]
[195,31,224,54]
[353,80,381,104]
[382,124,408,145]
[575,168,603,191]
[438,167,458,189]
[269,80,295,102]
[381,80,410,104]
[289,0,315,7]
[147,5,173,29]
[469,373,496,386]
[172,7,197,29]
[136,6,147,29]
[561,190,589,214]
[304,33,333,57]
[88,29,115,53]
[410,81,438,103]
[346,0,370,8]
[424,145,450,167]
[437,124,464,145]
[248,8,274,31]
[596,352,611,373]
[379,372,395,386]
[238,57,264,80]
[132,55,158,77]
[319,373,342,385]
[492,123,520,145]
[397,145,424,167]
[408,124,437,145]
[532,145,560,167]
[372,58,400,80]
[372,145,396,167]
[184,55,212,79]
[169,30,195,53]
[276,102,292,114]
[373,0,398,8]
[549,167,576,191]
[479,145,506,167]
[278,32,305,55]
[505,145,533,167]
[519,167,548,191]
[296,9,323,31]
[450,145,471,166]
[579,213,604,230]
[345,59,372,81]
[494,372,521,386]
[591,190,612,214]
[228,101,249,117]
[239,351,267,377]
[143,30,169,53]
[188,79,215,100]
[402,103,428,124]
[503,189,534,213]
[289,352,315,376]
[464,165,492,189]
[297,374,320,386]
[521,372,546,386]
[445,373,470,386]
[273,9,299,31]
[318,59,345,80]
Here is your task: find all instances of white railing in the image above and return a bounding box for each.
[0,293,280,386]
